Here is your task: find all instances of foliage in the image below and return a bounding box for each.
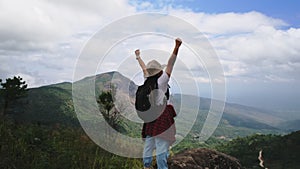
[2,72,298,168]
[216,132,300,169]
[0,119,143,169]
[97,88,122,130]
[12,84,78,126]
[172,134,226,154]
[2,72,286,137]
[0,76,28,115]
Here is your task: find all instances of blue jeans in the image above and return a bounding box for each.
[143,136,170,169]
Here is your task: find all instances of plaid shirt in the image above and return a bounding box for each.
[142,104,177,144]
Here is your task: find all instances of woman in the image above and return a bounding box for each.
[135,38,182,169]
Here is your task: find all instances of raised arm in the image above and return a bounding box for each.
[165,38,182,77]
[135,49,149,77]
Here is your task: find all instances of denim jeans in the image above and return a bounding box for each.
[143,136,170,169]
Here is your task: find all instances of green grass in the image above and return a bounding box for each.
[0,119,143,169]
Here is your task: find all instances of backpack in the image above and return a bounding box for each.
[135,73,170,122]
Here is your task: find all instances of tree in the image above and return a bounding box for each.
[0,76,28,115]
[97,89,121,129]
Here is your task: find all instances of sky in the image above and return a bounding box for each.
[1,0,300,112]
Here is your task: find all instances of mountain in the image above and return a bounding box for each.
[8,71,136,125]
[277,119,300,132]
[216,130,300,169]
[171,94,285,140]
[12,82,77,125]
[3,71,298,137]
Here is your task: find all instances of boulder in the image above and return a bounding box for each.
[168,148,242,169]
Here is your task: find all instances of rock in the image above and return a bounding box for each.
[168,148,242,169]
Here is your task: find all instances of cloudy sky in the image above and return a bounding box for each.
[1,0,300,111]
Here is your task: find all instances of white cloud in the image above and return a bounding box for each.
[0,0,135,50]
[168,10,288,34]
[1,0,300,89]
[0,0,135,87]
[165,9,300,83]
[220,60,248,77]
[212,26,300,82]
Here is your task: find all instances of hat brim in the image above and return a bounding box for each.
[144,64,166,77]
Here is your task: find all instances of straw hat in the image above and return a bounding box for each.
[145,60,166,77]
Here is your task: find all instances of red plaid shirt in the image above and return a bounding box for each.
[142,104,177,144]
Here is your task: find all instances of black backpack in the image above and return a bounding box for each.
[135,73,169,122]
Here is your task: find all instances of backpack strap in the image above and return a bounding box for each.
[146,73,170,100]
[165,84,170,100]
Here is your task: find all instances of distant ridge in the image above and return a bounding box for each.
[3,71,298,136]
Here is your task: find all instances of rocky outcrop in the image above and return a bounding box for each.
[168,148,242,169]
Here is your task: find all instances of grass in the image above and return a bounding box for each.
[0,118,143,169]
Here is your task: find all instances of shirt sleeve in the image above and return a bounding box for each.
[157,71,170,93]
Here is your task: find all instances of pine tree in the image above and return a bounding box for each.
[0,76,28,115]
[97,85,120,129]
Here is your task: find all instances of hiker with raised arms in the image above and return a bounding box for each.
[134,38,182,169]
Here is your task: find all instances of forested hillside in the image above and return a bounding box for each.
[4,72,290,137]
[1,72,299,169]
[216,131,300,169]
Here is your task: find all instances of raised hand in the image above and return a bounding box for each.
[135,49,140,57]
[175,38,182,48]
[166,38,182,77]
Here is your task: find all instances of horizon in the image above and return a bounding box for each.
[24,70,296,113]
[1,0,300,112]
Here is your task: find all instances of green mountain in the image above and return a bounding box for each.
[11,82,76,125]
[3,71,298,138]
[216,130,300,169]
[171,94,284,139]
[2,71,300,169]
